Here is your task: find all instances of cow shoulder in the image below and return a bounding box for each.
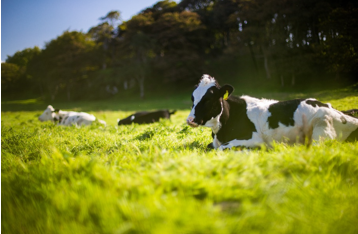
[216,96,257,143]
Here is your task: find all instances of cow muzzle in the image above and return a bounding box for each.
[186,116,199,127]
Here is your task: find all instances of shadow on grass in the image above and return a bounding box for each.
[1,95,192,112]
[2,85,357,112]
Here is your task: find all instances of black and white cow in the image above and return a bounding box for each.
[186,74,358,150]
[38,105,106,126]
[118,110,176,125]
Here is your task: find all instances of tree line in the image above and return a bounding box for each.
[2,0,358,100]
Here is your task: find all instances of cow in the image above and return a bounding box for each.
[186,74,358,150]
[118,110,176,125]
[341,109,358,117]
[38,105,106,126]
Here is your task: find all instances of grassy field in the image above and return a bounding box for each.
[2,88,358,234]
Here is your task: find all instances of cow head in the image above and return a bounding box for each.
[38,105,59,122]
[187,74,234,128]
[117,115,135,125]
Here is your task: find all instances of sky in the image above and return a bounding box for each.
[1,0,178,62]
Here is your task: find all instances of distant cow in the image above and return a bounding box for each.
[341,109,358,118]
[186,74,358,150]
[38,105,106,126]
[118,110,176,125]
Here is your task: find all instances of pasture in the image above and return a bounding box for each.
[2,88,358,234]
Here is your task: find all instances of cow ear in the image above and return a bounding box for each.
[220,85,234,100]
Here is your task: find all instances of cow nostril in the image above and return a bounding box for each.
[187,117,194,123]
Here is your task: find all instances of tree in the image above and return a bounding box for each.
[6,46,41,68]
[100,10,121,28]
[141,0,179,19]
[88,11,122,69]
[319,3,358,80]
[30,31,97,100]
[2,46,41,93]
[119,13,156,98]
[1,63,21,92]
[88,22,114,69]
[152,11,206,83]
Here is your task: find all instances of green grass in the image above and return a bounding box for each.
[2,90,358,234]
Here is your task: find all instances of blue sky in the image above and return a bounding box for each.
[1,0,178,62]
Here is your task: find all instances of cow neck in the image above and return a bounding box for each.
[220,99,230,125]
[210,99,230,135]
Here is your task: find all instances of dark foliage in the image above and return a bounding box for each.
[2,0,358,101]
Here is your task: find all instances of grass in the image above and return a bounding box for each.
[2,88,358,234]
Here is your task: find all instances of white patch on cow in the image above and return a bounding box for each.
[59,112,96,126]
[241,95,278,138]
[213,135,221,148]
[239,96,358,147]
[241,96,313,145]
[295,100,356,142]
[204,101,223,134]
[218,132,264,150]
[187,74,216,122]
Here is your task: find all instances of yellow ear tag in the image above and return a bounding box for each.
[223,90,229,100]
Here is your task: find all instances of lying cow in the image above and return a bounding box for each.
[38,105,106,126]
[118,110,176,125]
[186,74,358,150]
[341,109,358,117]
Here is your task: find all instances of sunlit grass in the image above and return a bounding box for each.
[1,90,358,234]
[1,98,43,105]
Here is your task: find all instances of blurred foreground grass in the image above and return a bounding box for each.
[1,89,358,233]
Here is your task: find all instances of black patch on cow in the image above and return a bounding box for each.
[268,99,304,129]
[53,117,59,123]
[215,96,257,144]
[306,100,330,108]
[341,109,358,119]
[207,143,214,150]
[346,127,358,142]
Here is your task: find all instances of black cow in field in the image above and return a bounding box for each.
[186,74,358,150]
[118,110,176,125]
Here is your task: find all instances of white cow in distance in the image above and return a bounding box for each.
[38,105,106,126]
